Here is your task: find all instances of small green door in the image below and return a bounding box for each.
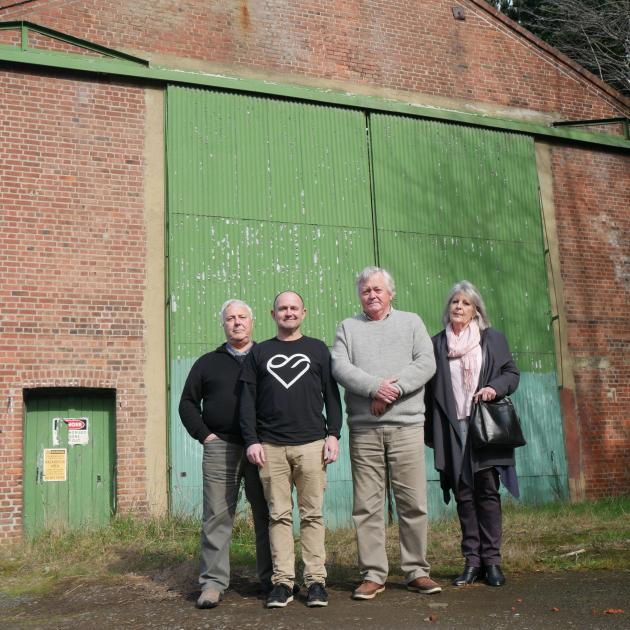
[23,389,116,537]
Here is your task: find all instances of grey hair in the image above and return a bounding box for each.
[220,299,253,322]
[356,266,396,297]
[442,281,491,330]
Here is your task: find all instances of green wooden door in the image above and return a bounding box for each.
[369,115,568,514]
[23,389,116,537]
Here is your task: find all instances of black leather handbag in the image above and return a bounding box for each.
[470,397,526,449]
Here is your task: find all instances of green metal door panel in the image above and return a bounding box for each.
[370,115,542,241]
[375,231,555,357]
[167,86,374,520]
[168,217,374,519]
[167,86,372,227]
[169,356,203,517]
[23,389,115,537]
[510,372,567,500]
[371,117,568,505]
[169,215,374,350]
[167,87,569,524]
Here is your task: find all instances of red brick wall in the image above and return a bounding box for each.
[551,146,630,498]
[0,0,626,120]
[0,70,146,538]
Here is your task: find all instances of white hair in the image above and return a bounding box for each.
[356,266,396,297]
[442,281,491,330]
[220,299,253,322]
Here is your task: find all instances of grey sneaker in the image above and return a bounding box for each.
[306,582,329,607]
[196,586,223,608]
[266,583,293,608]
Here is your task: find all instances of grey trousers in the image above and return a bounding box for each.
[350,424,430,585]
[200,438,272,592]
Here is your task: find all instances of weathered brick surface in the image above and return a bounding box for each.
[0,70,146,538]
[0,0,628,537]
[551,146,630,498]
[0,0,627,119]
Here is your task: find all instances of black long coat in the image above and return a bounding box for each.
[425,327,520,503]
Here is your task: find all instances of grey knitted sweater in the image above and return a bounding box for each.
[331,309,436,428]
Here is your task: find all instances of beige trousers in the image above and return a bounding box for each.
[350,424,430,585]
[259,440,327,588]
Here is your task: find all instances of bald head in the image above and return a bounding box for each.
[273,290,305,310]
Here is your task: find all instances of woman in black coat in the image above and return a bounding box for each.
[425,281,520,587]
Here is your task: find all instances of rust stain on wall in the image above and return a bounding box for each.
[240,1,251,32]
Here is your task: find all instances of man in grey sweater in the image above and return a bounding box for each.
[331,266,440,599]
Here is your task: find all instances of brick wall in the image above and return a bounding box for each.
[0,69,146,538]
[0,0,627,120]
[551,146,630,498]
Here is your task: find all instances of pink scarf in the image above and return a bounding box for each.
[446,319,481,394]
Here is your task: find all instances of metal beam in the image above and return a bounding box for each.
[0,20,149,65]
[0,41,628,151]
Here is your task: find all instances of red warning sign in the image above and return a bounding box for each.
[64,418,86,430]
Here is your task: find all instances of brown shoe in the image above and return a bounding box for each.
[352,580,385,600]
[406,576,442,594]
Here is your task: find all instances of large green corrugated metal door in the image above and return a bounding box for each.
[166,86,373,525]
[166,87,569,527]
[370,115,568,514]
[23,389,116,537]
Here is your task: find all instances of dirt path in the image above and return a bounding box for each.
[1,571,628,629]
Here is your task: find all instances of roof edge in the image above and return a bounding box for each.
[467,0,630,112]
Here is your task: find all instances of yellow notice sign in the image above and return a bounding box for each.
[43,448,67,482]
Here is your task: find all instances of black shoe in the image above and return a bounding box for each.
[484,564,506,587]
[306,582,329,607]
[452,565,483,586]
[262,583,299,596]
[266,583,294,608]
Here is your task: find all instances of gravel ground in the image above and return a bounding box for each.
[1,570,628,629]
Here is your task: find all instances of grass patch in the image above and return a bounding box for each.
[1,498,628,595]
[0,514,200,596]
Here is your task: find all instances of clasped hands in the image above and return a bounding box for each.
[370,377,400,417]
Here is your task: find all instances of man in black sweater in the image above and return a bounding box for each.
[179,299,272,609]
[240,291,342,609]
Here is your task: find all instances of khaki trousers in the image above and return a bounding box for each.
[259,440,327,588]
[350,424,430,585]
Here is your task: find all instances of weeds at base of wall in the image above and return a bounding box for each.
[0,498,628,596]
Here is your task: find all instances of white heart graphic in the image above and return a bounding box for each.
[266,353,311,389]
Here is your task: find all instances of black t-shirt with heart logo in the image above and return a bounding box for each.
[239,335,342,447]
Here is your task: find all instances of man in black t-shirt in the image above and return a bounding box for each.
[240,291,342,609]
[179,299,272,609]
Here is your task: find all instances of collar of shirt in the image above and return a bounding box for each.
[362,306,394,322]
[225,343,252,359]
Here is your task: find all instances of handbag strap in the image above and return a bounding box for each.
[477,330,491,390]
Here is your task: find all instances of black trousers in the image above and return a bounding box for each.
[455,467,502,567]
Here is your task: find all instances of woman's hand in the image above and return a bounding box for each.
[473,386,497,402]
